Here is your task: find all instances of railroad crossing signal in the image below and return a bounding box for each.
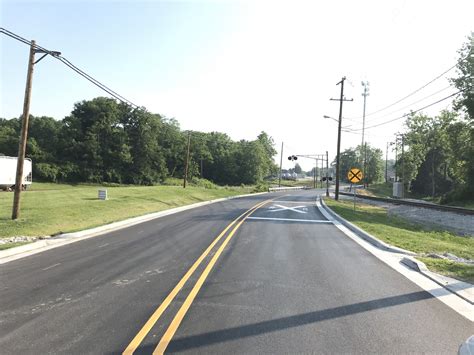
[347,168,363,183]
[288,155,298,161]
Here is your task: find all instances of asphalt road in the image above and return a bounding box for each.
[0,189,472,354]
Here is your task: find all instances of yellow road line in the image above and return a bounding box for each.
[153,200,270,354]
[122,199,271,355]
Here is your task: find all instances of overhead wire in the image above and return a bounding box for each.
[347,63,458,120]
[350,90,463,131]
[345,85,457,129]
[1,27,140,108]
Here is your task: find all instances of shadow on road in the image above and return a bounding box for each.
[131,290,433,353]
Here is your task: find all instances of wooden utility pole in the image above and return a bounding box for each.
[331,77,353,200]
[385,142,389,183]
[12,40,36,220]
[401,135,405,198]
[183,133,191,188]
[278,141,283,187]
[326,151,329,197]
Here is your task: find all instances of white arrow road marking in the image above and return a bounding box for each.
[268,204,308,214]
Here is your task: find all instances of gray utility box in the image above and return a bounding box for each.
[98,189,108,200]
[392,182,403,198]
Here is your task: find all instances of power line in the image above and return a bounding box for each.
[347,64,457,120]
[1,27,140,108]
[350,90,463,131]
[349,85,456,127]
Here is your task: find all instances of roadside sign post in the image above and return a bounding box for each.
[347,168,363,211]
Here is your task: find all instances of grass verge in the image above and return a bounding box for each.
[324,198,474,283]
[0,182,254,241]
[418,258,474,284]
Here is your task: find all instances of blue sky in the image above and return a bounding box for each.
[1,0,473,170]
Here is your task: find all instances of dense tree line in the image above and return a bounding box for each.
[333,34,473,202]
[337,144,385,185]
[397,34,473,201]
[0,97,278,186]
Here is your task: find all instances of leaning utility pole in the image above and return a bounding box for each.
[12,41,36,220]
[278,142,283,187]
[330,77,353,200]
[183,133,191,188]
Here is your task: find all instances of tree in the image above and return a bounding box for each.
[294,163,302,174]
[404,111,467,197]
[451,33,474,198]
[452,32,474,119]
[337,145,383,184]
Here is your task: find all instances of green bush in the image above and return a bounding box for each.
[253,181,269,193]
[162,177,183,186]
[34,163,60,182]
[190,177,218,189]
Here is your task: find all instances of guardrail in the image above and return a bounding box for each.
[268,186,307,192]
[339,192,474,215]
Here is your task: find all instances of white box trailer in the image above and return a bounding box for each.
[0,156,32,190]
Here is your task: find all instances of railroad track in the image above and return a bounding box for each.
[339,191,474,216]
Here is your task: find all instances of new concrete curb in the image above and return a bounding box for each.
[0,191,268,264]
[319,196,474,305]
[319,197,416,256]
[400,257,474,305]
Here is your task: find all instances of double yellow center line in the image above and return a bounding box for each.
[123,198,271,355]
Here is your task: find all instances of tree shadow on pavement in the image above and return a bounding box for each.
[157,290,433,352]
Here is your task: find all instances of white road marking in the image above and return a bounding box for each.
[98,243,109,248]
[247,216,331,223]
[269,204,308,214]
[272,200,315,204]
[42,263,61,271]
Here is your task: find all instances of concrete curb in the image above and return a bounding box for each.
[319,197,416,256]
[400,257,474,305]
[318,196,474,305]
[0,191,268,264]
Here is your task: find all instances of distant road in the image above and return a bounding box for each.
[0,190,471,354]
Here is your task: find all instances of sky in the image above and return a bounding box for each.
[1,0,473,171]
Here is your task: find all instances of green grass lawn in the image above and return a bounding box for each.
[366,183,474,210]
[324,198,474,283]
[0,182,253,240]
[365,182,393,198]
